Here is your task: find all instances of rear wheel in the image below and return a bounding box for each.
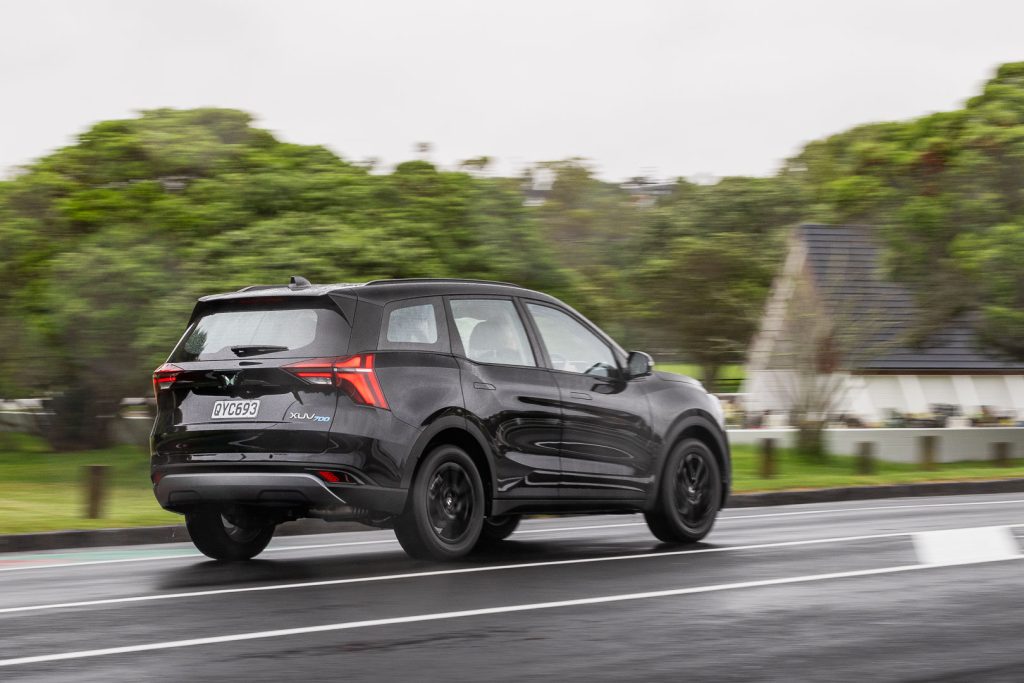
[644,438,722,544]
[185,507,275,561]
[475,515,521,547]
[395,445,485,561]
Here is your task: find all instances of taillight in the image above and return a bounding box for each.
[284,354,389,409]
[283,358,336,386]
[335,354,389,409]
[152,363,183,398]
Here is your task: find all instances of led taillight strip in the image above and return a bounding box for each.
[152,363,183,398]
[284,354,389,409]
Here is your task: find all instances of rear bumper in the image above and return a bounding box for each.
[154,472,406,515]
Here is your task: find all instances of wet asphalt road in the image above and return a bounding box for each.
[2,493,1024,682]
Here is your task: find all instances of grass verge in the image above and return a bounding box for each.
[0,433,179,534]
[730,443,1024,491]
[2,434,1024,534]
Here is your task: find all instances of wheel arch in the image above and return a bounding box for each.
[401,413,496,515]
[647,411,731,510]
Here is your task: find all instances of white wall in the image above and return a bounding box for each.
[728,427,1024,463]
[742,373,1024,424]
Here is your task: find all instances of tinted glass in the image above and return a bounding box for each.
[170,303,350,361]
[386,303,438,344]
[527,304,616,377]
[450,299,535,367]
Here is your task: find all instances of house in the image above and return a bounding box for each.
[743,224,1024,425]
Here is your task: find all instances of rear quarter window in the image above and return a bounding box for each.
[377,297,449,352]
[170,302,351,361]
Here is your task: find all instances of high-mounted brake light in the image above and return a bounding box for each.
[284,354,389,409]
[152,363,183,398]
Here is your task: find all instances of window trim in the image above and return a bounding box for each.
[519,299,624,379]
[377,296,450,353]
[443,295,542,369]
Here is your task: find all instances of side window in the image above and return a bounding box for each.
[378,298,448,352]
[449,299,536,367]
[526,303,617,377]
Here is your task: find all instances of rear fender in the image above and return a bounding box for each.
[400,411,497,496]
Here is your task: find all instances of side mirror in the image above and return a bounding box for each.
[625,351,654,379]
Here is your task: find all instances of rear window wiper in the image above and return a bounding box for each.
[230,345,289,357]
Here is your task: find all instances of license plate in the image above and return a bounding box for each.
[211,400,260,420]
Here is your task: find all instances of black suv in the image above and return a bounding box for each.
[151,277,730,561]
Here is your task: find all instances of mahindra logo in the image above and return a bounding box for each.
[221,373,238,388]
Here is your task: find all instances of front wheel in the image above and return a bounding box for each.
[185,507,275,561]
[394,445,485,561]
[644,438,722,544]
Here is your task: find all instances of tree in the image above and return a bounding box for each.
[639,233,771,391]
[784,62,1024,352]
[0,110,572,449]
[954,222,1024,356]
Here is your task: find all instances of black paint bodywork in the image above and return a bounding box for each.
[151,279,731,523]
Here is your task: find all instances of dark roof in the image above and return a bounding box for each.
[198,277,553,306]
[799,224,1024,372]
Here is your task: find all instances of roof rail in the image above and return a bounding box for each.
[363,278,522,288]
[236,284,284,292]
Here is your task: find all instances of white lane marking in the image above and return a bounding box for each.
[521,498,1024,531]
[721,497,1024,521]
[913,526,1021,566]
[3,555,1022,668]
[0,539,396,573]
[3,496,1024,573]
[0,530,919,615]
[515,522,642,534]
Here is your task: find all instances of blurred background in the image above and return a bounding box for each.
[3,0,1024,533]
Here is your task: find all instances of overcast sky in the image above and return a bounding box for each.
[2,0,1023,181]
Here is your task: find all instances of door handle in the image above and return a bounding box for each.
[569,391,592,400]
[473,382,496,391]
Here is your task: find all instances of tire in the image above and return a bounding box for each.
[475,515,521,547]
[185,507,275,561]
[394,444,485,561]
[644,438,722,544]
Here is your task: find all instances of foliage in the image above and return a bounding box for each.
[4,61,1024,448]
[0,109,571,448]
[638,233,771,391]
[784,61,1024,342]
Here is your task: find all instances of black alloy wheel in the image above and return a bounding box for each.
[476,514,521,546]
[185,507,276,561]
[395,444,485,561]
[644,438,721,544]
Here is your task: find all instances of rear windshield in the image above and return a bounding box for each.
[170,302,350,362]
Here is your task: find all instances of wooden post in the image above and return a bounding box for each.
[759,438,776,479]
[856,442,875,475]
[84,465,109,519]
[918,435,937,471]
[993,442,1012,468]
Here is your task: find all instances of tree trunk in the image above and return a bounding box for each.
[43,387,117,451]
[795,420,827,461]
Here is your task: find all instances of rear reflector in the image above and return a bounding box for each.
[284,354,389,409]
[315,470,356,484]
[152,363,183,397]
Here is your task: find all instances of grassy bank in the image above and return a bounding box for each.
[2,434,1024,534]
[0,434,179,534]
